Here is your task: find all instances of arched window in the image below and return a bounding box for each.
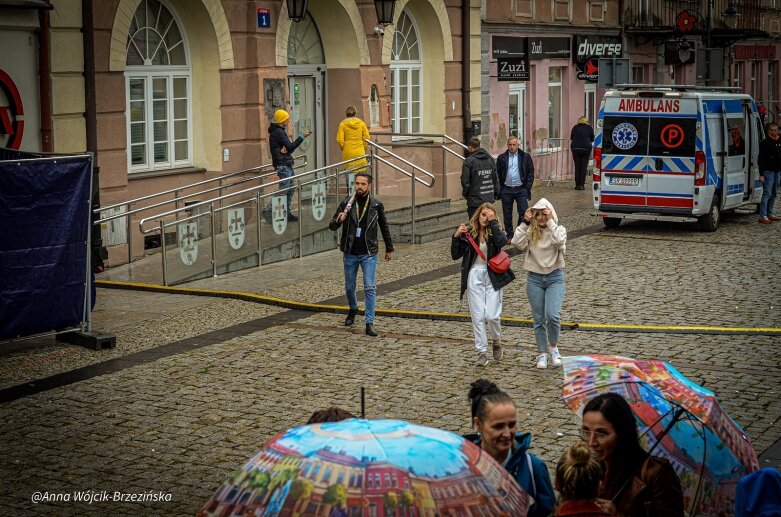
[390,10,421,135]
[287,13,325,66]
[126,0,191,172]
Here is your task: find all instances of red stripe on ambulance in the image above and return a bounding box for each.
[602,194,646,206]
[646,196,693,208]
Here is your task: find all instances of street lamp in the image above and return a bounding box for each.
[286,0,308,22]
[374,0,396,26]
[677,2,739,85]
[678,38,693,63]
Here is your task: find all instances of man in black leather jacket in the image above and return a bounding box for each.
[329,173,393,336]
[461,137,500,218]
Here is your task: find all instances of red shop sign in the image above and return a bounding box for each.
[734,45,776,61]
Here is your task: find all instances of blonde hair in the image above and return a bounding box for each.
[578,116,589,125]
[528,208,546,243]
[555,442,603,501]
[469,202,501,240]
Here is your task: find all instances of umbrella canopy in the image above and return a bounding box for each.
[562,354,759,517]
[200,418,531,517]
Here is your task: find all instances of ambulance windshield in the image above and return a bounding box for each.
[603,116,696,157]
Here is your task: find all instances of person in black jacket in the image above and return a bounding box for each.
[758,123,781,224]
[451,202,515,365]
[570,116,594,190]
[263,109,310,223]
[496,136,535,238]
[461,137,500,218]
[329,173,393,337]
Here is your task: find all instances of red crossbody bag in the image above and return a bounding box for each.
[464,232,512,274]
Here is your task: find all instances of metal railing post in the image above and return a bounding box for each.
[297,184,303,258]
[441,145,447,198]
[256,193,262,267]
[126,202,133,264]
[160,220,168,286]
[411,168,417,243]
[209,203,217,278]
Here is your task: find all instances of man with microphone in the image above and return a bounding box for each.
[329,173,393,336]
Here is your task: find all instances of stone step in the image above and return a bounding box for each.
[399,223,463,245]
[384,198,454,221]
[387,207,469,243]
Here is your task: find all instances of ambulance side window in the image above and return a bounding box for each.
[649,118,696,157]
[602,117,648,155]
[727,119,746,156]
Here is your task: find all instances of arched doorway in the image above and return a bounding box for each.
[287,14,326,172]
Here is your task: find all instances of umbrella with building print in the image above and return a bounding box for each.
[199,418,531,517]
[561,354,760,517]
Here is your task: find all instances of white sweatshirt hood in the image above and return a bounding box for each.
[531,198,558,224]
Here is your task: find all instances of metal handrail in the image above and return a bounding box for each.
[365,139,435,185]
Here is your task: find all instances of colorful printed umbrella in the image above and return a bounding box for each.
[562,354,759,517]
[199,419,531,517]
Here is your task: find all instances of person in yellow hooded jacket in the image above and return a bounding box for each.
[336,106,370,171]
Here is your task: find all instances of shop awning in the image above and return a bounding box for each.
[0,0,53,9]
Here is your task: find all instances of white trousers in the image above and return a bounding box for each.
[467,266,503,353]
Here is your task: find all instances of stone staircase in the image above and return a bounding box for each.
[386,198,470,244]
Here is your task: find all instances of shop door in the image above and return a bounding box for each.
[288,71,324,174]
[509,84,526,150]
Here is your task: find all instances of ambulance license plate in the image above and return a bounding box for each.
[609,176,640,186]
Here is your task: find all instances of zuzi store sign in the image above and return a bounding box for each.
[573,36,622,82]
[492,36,571,82]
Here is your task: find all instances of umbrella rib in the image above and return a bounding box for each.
[690,419,708,517]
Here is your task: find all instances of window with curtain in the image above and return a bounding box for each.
[390,10,422,135]
[125,0,191,172]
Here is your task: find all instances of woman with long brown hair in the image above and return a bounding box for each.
[451,203,514,366]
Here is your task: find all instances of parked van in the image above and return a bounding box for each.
[593,85,764,231]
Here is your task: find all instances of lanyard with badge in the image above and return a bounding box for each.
[343,194,369,237]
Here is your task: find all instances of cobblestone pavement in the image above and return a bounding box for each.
[1,183,779,516]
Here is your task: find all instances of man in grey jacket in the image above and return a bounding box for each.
[461,137,500,218]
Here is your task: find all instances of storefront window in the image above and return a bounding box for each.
[390,10,422,136]
[751,62,758,100]
[733,62,743,88]
[125,0,191,172]
[769,62,776,124]
[548,67,563,144]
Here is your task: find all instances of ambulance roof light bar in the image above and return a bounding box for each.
[613,84,743,93]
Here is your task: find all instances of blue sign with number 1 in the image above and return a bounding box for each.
[257,8,271,29]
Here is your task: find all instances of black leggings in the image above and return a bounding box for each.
[572,149,590,187]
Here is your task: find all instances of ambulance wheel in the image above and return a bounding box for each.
[699,196,720,232]
[603,217,621,229]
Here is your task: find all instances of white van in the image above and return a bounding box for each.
[593,85,764,231]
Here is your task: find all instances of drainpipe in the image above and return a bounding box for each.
[38,7,52,152]
[462,0,471,142]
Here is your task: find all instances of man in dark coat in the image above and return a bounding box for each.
[758,122,781,224]
[496,136,535,237]
[263,109,310,222]
[461,137,500,218]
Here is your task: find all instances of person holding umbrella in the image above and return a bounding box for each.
[581,393,684,517]
[465,379,555,517]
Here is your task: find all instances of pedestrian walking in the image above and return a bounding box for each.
[465,379,556,517]
[570,116,594,190]
[554,441,610,516]
[758,122,781,224]
[461,137,500,219]
[336,105,370,172]
[328,172,393,337]
[451,203,514,366]
[497,136,535,238]
[581,393,684,517]
[510,198,566,369]
[264,109,311,223]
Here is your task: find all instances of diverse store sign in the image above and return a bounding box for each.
[0,69,24,150]
[573,36,622,82]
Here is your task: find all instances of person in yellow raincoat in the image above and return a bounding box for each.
[336,106,370,172]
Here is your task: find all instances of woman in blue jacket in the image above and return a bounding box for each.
[465,379,555,517]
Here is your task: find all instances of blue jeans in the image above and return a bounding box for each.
[343,253,377,324]
[759,171,780,218]
[500,186,529,237]
[265,164,295,215]
[526,269,565,353]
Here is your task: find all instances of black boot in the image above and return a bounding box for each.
[344,309,358,326]
[365,323,378,337]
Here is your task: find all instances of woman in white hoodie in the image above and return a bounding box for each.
[511,198,567,369]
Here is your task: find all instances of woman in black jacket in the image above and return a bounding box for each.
[570,116,595,190]
[451,202,515,366]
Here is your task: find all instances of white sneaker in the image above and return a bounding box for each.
[535,353,548,369]
[549,346,562,366]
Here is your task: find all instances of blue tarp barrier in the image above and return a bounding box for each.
[0,152,92,340]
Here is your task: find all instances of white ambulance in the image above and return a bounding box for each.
[593,85,764,231]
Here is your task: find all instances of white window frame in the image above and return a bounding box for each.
[547,67,563,150]
[733,61,743,88]
[769,62,776,124]
[390,10,423,139]
[750,61,759,100]
[125,1,192,174]
[588,0,606,22]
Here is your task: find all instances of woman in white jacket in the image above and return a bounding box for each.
[511,198,567,369]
